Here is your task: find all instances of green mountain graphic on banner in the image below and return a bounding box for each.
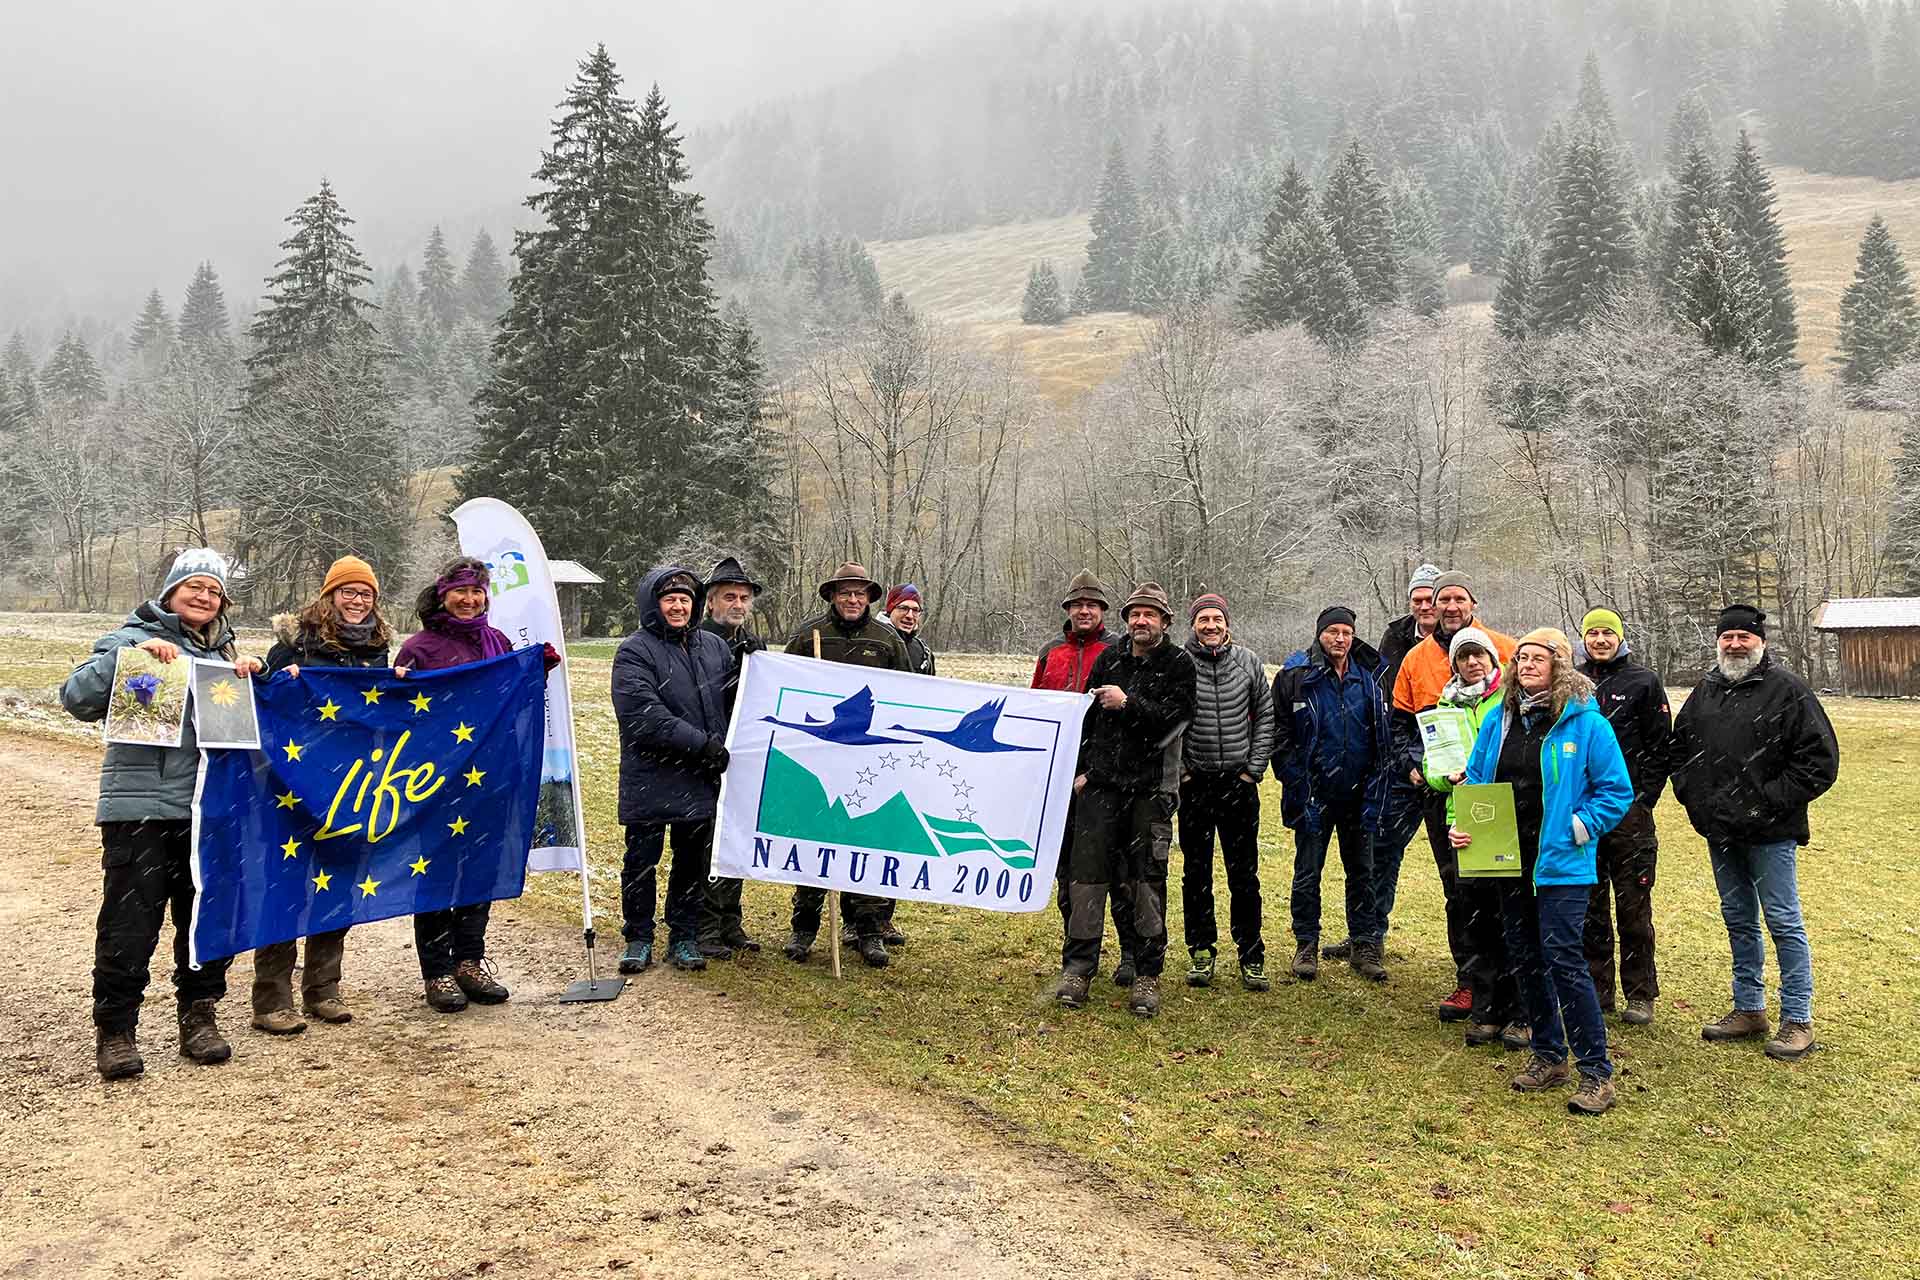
[759,746,1035,866]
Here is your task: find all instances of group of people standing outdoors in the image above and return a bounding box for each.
[68,546,1841,1118]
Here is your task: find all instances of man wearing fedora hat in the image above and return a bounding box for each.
[698,555,768,960]
[782,562,912,968]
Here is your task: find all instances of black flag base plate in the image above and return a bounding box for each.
[558,976,626,1003]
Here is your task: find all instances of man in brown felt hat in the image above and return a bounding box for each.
[782,562,912,969]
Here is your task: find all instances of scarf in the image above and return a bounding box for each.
[1518,686,1553,717]
[430,609,511,659]
[1442,667,1500,709]
[335,617,378,649]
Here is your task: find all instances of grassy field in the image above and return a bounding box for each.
[12,621,1917,1277]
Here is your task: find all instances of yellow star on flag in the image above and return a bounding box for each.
[209,679,240,707]
[452,721,475,743]
[282,740,304,762]
[317,699,341,721]
[409,856,430,876]
[362,686,383,705]
[410,692,433,714]
[312,870,332,891]
[276,790,299,810]
[448,815,469,836]
[463,766,485,787]
[280,837,300,860]
[357,875,380,898]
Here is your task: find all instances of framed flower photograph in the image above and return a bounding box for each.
[104,645,192,748]
[191,658,262,750]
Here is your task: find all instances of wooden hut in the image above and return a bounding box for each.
[549,560,605,638]
[1813,597,1920,697]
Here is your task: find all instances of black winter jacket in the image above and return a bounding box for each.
[613,566,736,824]
[1671,653,1839,846]
[1377,613,1429,694]
[1078,636,1196,793]
[263,612,391,674]
[1578,649,1673,809]
[785,609,911,670]
[700,617,767,714]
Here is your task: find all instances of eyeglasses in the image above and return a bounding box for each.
[335,588,376,603]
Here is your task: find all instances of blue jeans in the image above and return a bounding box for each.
[1290,795,1378,944]
[1708,838,1813,1022]
[1500,883,1612,1079]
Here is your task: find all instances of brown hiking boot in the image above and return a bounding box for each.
[1350,940,1388,982]
[250,1006,308,1036]
[1464,1021,1504,1047]
[303,996,353,1024]
[95,1028,144,1080]
[1702,1008,1770,1042]
[1128,975,1161,1017]
[1621,998,1654,1026]
[1500,1022,1532,1052]
[424,975,469,1012]
[1568,1074,1617,1115]
[1765,1020,1815,1061]
[1320,938,1353,960]
[1054,972,1090,1009]
[177,1000,232,1065]
[1291,942,1319,981]
[454,958,510,1004]
[1510,1054,1573,1092]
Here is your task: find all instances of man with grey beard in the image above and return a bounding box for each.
[1671,605,1839,1063]
[697,556,767,959]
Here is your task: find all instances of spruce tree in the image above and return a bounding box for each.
[1888,401,1920,591]
[129,290,173,362]
[1132,221,1187,315]
[1676,208,1769,363]
[1723,132,1800,367]
[1658,146,1724,311]
[41,332,106,405]
[244,179,376,390]
[1320,140,1401,305]
[178,262,232,349]
[1142,123,1181,224]
[1493,233,1539,342]
[1468,176,1509,275]
[1021,261,1068,324]
[1296,208,1368,346]
[420,225,460,333]
[1573,52,1622,145]
[1837,216,1920,387]
[1081,142,1142,311]
[1663,91,1716,181]
[3,334,39,419]
[1877,6,1920,181]
[1239,220,1312,331]
[1535,130,1638,334]
[1250,159,1315,268]
[460,228,510,324]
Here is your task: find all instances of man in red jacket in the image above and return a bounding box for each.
[1032,570,1141,985]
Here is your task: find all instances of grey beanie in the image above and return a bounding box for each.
[160,548,231,604]
[1432,570,1476,602]
[1409,563,1442,597]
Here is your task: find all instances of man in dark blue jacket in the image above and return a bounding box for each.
[1272,606,1394,983]
[612,566,735,974]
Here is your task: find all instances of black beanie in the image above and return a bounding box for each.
[1716,604,1767,638]
[1316,605,1358,634]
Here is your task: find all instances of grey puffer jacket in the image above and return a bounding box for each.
[61,601,239,825]
[1182,638,1276,779]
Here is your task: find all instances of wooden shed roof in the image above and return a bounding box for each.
[550,559,605,586]
[1813,597,1920,630]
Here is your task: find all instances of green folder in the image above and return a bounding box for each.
[1454,782,1524,878]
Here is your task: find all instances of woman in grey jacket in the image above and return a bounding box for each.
[61,549,263,1080]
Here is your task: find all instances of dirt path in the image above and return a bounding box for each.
[0,733,1237,1280]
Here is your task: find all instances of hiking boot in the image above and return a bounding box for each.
[1464,1021,1504,1047]
[618,939,654,974]
[1437,987,1473,1022]
[424,975,468,1012]
[1054,972,1090,1009]
[723,927,761,953]
[1621,998,1654,1026]
[1568,1073,1616,1115]
[1702,1008,1770,1042]
[667,939,707,971]
[1291,942,1319,981]
[783,930,815,963]
[880,922,908,947]
[1510,1053,1573,1092]
[1240,958,1270,992]
[1186,947,1216,988]
[1111,953,1137,988]
[454,958,510,1004]
[1320,937,1353,960]
[178,1000,232,1065]
[1350,940,1388,983]
[1500,1022,1532,1053]
[839,923,860,947]
[304,995,353,1024]
[697,938,735,960]
[1128,975,1161,1017]
[95,1028,144,1080]
[251,1006,307,1036]
[857,935,890,968]
[1765,1020,1815,1061]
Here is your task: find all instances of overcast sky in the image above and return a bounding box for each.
[0,0,1040,333]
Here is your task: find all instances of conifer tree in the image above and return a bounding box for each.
[1888,399,1920,591]
[1021,261,1068,324]
[1081,142,1142,310]
[244,180,377,390]
[177,262,232,350]
[41,332,106,405]
[1573,52,1621,144]
[420,225,460,333]
[1663,91,1716,180]
[1239,220,1312,331]
[3,334,39,419]
[1468,176,1509,275]
[1535,130,1638,334]
[1877,6,1920,181]
[1837,216,1920,386]
[1142,123,1181,225]
[1493,233,1539,342]
[129,290,173,362]
[1068,269,1095,316]
[1677,208,1770,363]
[460,228,510,324]
[1132,221,1188,315]
[1658,146,1724,311]
[1723,131,1799,366]
[1297,209,1368,347]
[1320,140,1401,306]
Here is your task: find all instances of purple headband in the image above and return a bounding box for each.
[437,566,490,598]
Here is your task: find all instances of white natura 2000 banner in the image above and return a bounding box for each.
[711,652,1091,912]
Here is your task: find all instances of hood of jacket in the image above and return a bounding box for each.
[1282,636,1383,679]
[637,564,707,639]
[131,598,235,655]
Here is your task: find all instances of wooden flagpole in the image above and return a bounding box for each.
[814,628,842,980]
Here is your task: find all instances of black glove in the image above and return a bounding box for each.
[701,736,730,772]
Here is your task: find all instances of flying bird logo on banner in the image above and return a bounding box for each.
[188,647,548,966]
[711,653,1091,912]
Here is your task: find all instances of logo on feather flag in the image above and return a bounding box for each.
[712,653,1090,912]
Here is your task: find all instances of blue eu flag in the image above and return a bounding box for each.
[190,647,548,966]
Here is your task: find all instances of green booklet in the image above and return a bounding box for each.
[1454,782,1523,878]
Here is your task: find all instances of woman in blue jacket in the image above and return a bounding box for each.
[1452,627,1632,1116]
